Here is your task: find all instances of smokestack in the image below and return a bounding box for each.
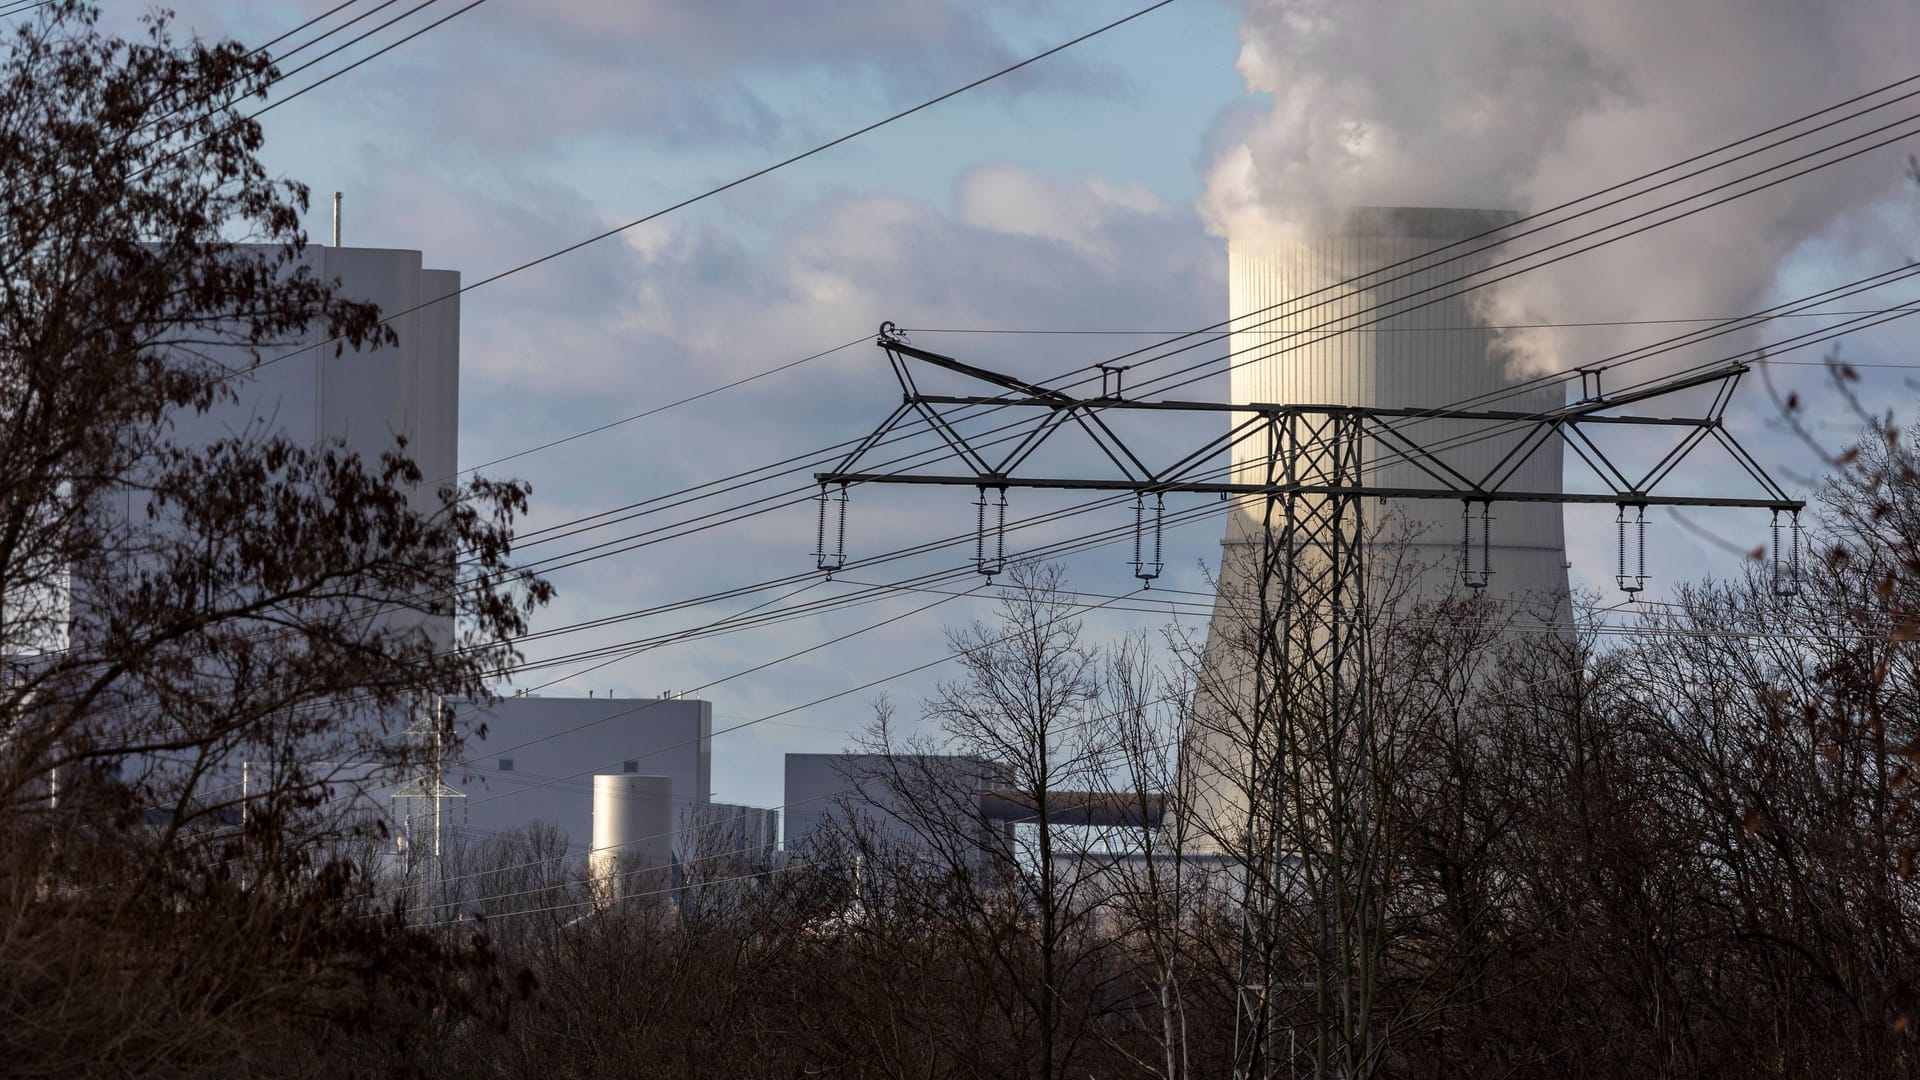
[331,191,342,247]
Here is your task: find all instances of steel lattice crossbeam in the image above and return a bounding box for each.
[816,331,1803,514]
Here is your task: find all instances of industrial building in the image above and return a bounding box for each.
[75,243,463,652]
[783,752,1009,856]
[451,694,714,862]
[75,240,792,888]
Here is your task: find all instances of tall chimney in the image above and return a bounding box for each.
[331,191,342,247]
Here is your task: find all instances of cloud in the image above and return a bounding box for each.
[324,161,1224,731]
[1202,0,1920,377]
[276,0,1132,152]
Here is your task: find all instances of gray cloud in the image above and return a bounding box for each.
[263,0,1134,152]
[1203,0,1920,377]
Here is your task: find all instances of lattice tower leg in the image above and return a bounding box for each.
[1233,411,1375,1080]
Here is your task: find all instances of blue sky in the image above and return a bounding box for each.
[97,0,1920,807]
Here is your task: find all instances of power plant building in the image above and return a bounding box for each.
[784,752,1008,855]
[453,694,714,862]
[76,244,462,652]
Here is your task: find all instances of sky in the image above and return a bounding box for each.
[92,0,1920,808]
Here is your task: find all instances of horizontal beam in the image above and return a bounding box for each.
[816,470,1804,511]
[904,393,1719,427]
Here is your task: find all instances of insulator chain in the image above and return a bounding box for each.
[813,483,847,573]
[1460,500,1493,590]
[1616,503,1647,596]
[1771,508,1803,598]
[1132,492,1165,585]
[975,486,1008,577]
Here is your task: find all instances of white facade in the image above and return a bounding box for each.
[452,695,713,861]
[166,245,460,504]
[81,244,462,653]
[79,245,463,828]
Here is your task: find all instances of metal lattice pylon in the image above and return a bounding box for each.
[815,326,1804,1078]
[389,696,464,918]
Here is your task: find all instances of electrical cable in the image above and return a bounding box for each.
[86,85,1920,757]
[240,0,1185,380]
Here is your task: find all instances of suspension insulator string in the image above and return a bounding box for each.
[1785,508,1803,597]
[1637,504,1647,587]
[1616,504,1644,596]
[994,488,1007,572]
[835,484,848,567]
[1460,501,1473,589]
[1132,492,1164,585]
[1133,493,1145,575]
[975,488,987,573]
[1460,501,1492,590]
[1152,493,1164,577]
[1479,502,1493,588]
[1781,507,1797,584]
[814,484,847,574]
[815,485,829,563]
[1771,509,1783,595]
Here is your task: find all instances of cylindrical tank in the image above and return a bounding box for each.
[589,774,673,904]
[1184,207,1571,855]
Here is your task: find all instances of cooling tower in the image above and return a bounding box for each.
[1183,206,1570,854]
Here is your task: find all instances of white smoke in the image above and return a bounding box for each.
[1203,0,1920,375]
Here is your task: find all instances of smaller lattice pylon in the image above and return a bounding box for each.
[389,697,465,918]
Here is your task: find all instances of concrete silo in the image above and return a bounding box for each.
[1183,206,1570,852]
[590,773,675,905]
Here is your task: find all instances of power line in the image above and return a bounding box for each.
[243,0,1185,379]
[457,335,870,477]
[91,71,1920,758]
[491,95,1920,566]
[899,310,1920,335]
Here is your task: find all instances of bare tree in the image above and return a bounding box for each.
[849,561,1138,1080]
[0,5,548,1073]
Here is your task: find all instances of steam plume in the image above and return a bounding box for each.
[1203,0,1920,375]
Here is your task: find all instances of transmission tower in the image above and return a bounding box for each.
[390,695,463,919]
[813,324,1803,1078]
